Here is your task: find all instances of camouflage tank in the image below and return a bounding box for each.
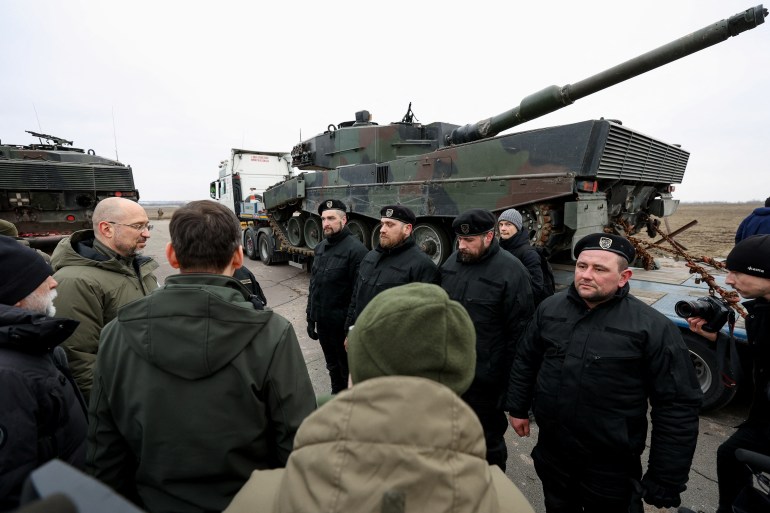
[0,131,139,252]
[263,5,767,265]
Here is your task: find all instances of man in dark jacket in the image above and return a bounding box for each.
[51,197,159,401]
[307,199,367,393]
[497,208,551,305]
[344,205,439,331]
[508,233,703,512]
[687,234,770,512]
[440,209,534,470]
[86,200,316,513]
[735,196,770,243]
[0,236,86,511]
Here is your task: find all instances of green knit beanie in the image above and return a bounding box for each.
[348,283,476,395]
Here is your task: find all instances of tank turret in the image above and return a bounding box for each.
[261,5,767,266]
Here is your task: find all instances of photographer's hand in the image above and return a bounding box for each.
[686,317,717,342]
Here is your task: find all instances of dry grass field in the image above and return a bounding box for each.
[639,202,761,260]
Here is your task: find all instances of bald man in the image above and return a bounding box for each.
[51,197,159,401]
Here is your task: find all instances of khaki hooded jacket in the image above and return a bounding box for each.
[225,376,534,513]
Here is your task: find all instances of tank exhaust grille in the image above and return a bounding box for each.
[597,124,689,184]
[376,164,390,184]
[0,162,136,190]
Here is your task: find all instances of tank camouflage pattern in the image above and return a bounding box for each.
[0,131,139,252]
[264,5,766,264]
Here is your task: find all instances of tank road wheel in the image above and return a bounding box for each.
[347,218,373,249]
[258,233,276,266]
[286,216,305,246]
[413,223,451,266]
[304,216,323,250]
[271,206,292,223]
[370,223,382,249]
[683,332,737,411]
[244,230,258,261]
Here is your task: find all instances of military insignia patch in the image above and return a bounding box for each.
[461,224,470,234]
[599,237,612,249]
[385,208,394,217]
[326,200,333,208]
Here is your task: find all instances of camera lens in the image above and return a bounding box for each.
[674,299,708,319]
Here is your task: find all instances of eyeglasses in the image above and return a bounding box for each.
[107,221,153,232]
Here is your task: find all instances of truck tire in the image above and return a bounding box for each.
[258,233,276,266]
[683,331,737,411]
[244,230,259,260]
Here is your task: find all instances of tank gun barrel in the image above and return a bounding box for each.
[447,4,767,145]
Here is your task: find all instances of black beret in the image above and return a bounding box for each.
[726,234,770,278]
[452,209,495,236]
[318,199,347,215]
[573,233,635,263]
[0,235,53,305]
[380,205,416,226]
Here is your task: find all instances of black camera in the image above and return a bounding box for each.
[674,296,734,333]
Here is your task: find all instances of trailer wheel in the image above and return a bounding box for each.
[258,233,276,266]
[347,218,372,249]
[683,332,737,411]
[244,230,259,261]
[413,222,451,266]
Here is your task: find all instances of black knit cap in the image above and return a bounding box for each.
[318,199,347,215]
[726,234,770,278]
[380,205,416,226]
[574,233,636,263]
[0,235,53,305]
[452,208,496,236]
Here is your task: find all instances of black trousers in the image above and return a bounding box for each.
[316,322,348,394]
[532,433,643,513]
[716,420,770,513]
[464,395,508,471]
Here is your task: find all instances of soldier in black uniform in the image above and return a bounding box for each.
[344,205,439,333]
[440,208,534,471]
[307,200,368,393]
[507,233,703,512]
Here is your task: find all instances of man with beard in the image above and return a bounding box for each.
[440,208,534,470]
[507,233,702,512]
[306,199,367,393]
[344,205,439,333]
[51,197,159,401]
[0,236,86,510]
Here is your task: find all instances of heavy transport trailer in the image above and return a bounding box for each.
[0,131,140,253]
[258,4,767,267]
[552,262,749,412]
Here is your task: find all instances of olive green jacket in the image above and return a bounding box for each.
[225,376,534,513]
[51,230,159,400]
[86,273,317,513]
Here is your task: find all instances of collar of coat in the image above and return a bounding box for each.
[0,304,79,354]
[566,281,631,311]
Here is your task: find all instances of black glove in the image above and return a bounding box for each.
[307,321,318,340]
[641,475,682,508]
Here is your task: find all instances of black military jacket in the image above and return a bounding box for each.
[440,239,534,401]
[307,227,368,328]
[345,237,439,331]
[507,283,703,488]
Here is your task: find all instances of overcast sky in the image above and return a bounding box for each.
[2,0,768,203]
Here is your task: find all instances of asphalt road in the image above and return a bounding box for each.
[143,220,748,513]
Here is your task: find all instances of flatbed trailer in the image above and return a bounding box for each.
[552,260,748,411]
